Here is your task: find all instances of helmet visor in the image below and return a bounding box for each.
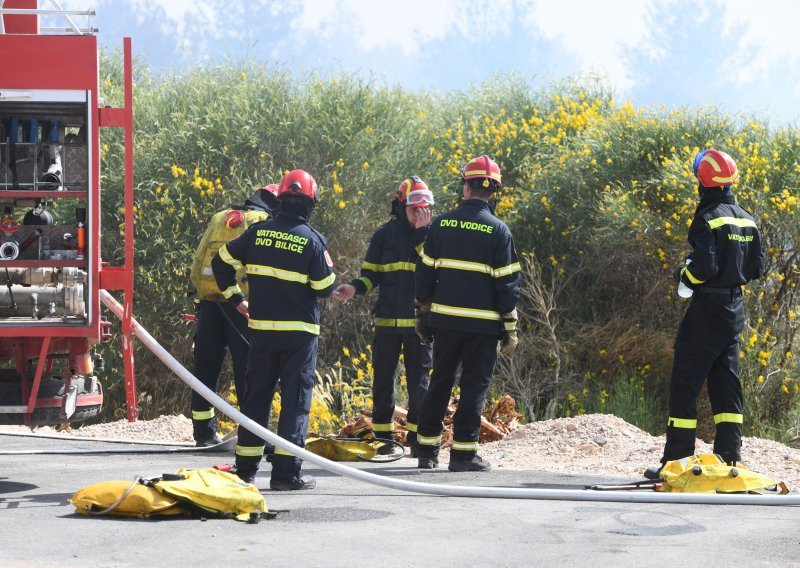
[405,189,434,208]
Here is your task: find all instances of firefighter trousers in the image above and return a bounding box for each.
[191,300,250,443]
[371,332,432,444]
[663,289,745,464]
[235,332,318,483]
[416,328,498,461]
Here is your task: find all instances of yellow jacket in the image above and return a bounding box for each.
[190,208,268,301]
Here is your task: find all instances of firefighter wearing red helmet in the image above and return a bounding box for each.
[414,155,522,471]
[333,176,435,455]
[213,169,335,490]
[188,184,276,447]
[645,149,764,480]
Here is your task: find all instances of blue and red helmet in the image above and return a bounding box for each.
[693,149,739,189]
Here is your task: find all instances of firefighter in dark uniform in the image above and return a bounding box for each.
[646,149,764,479]
[333,177,435,455]
[188,185,277,447]
[212,169,335,490]
[414,155,522,471]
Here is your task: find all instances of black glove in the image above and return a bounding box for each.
[500,309,518,356]
[415,301,434,345]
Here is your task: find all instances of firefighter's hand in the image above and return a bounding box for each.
[500,309,518,356]
[413,207,432,229]
[415,301,434,345]
[334,284,356,302]
[235,301,250,318]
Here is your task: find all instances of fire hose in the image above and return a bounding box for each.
[94,289,799,505]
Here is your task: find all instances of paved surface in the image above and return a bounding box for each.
[1,433,799,568]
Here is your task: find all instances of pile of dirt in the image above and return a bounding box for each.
[3,412,799,487]
[0,414,195,443]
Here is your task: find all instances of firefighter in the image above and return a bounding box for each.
[212,169,335,490]
[333,176,435,456]
[188,185,277,447]
[645,149,764,479]
[414,155,522,471]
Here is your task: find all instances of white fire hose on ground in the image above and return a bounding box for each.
[100,290,800,506]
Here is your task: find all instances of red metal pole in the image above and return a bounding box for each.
[122,37,138,421]
[25,337,51,415]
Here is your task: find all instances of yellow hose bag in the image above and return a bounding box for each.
[658,453,787,494]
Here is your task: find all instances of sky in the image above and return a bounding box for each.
[43,0,800,126]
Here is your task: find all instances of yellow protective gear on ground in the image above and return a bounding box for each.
[70,468,269,522]
[70,479,185,518]
[304,437,379,461]
[190,208,268,300]
[658,453,782,494]
[155,468,268,522]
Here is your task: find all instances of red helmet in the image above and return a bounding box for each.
[693,149,739,188]
[396,176,434,208]
[460,154,502,189]
[261,183,279,197]
[278,169,319,203]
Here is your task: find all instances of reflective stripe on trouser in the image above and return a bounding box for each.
[191,301,250,442]
[371,332,432,441]
[416,328,498,461]
[235,332,318,482]
[663,292,745,463]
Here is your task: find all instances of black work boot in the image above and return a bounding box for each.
[270,475,316,491]
[448,455,491,472]
[195,433,223,448]
[417,457,439,469]
[643,464,664,480]
[236,469,257,485]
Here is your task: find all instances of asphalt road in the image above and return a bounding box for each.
[1,433,799,568]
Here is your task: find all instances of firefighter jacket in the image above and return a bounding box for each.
[190,208,268,301]
[212,211,335,335]
[416,199,521,336]
[350,213,428,334]
[678,188,764,290]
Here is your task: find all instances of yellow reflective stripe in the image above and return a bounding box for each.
[493,262,521,277]
[451,440,478,451]
[503,320,517,331]
[248,319,321,334]
[361,261,415,272]
[415,242,424,256]
[310,272,336,290]
[274,448,294,457]
[668,417,697,429]
[218,244,243,270]
[235,445,265,457]
[435,258,494,275]
[358,276,373,293]
[405,422,418,433]
[221,284,242,299]
[428,257,521,278]
[714,412,743,424]
[417,434,441,446]
[681,266,705,285]
[707,217,757,230]
[465,169,501,181]
[247,264,308,283]
[192,409,214,421]
[420,251,435,267]
[374,318,416,327]
[372,422,395,432]
[431,303,501,321]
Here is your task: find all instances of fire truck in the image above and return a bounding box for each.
[0,0,137,426]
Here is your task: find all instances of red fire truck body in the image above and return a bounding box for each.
[0,0,136,425]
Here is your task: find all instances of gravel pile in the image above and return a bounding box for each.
[3,413,799,487]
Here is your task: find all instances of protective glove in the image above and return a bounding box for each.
[414,300,434,345]
[500,309,519,356]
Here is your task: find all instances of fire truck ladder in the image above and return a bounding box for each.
[0,0,96,35]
